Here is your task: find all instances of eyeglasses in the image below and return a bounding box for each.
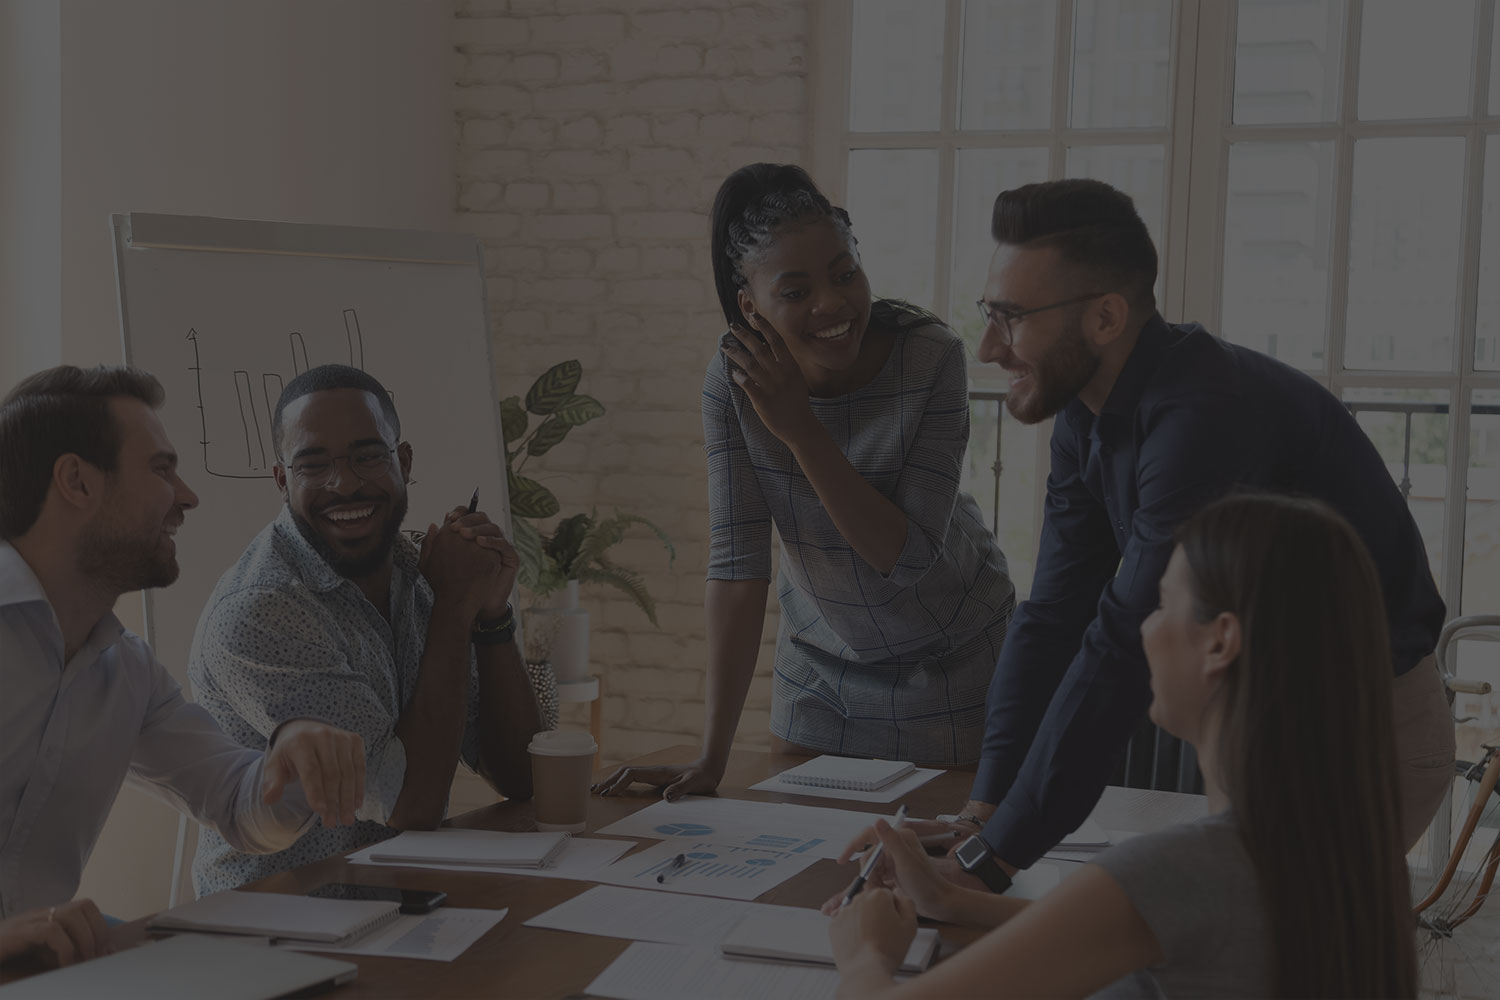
[975,292,1108,344]
[287,446,398,489]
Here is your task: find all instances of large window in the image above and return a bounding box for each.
[811,0,1500,671]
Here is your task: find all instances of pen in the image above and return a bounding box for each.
[466,487,479,514]
[840,804,907,910]
[657,853,687,883]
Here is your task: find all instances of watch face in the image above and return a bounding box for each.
[955,835,989,868]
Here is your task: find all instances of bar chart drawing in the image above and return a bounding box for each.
[186,308,368,480]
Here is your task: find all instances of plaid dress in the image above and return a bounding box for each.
[704,309,1015,765]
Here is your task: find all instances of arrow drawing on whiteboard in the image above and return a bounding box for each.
[185,309,369,480]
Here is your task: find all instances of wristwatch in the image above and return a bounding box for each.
[955,834,1013,894]
[471,604,517,646]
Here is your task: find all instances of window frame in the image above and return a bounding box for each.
[810,0,1500,610]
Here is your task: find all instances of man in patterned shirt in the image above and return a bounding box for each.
[188,364,541,894]
[0,365,365,967]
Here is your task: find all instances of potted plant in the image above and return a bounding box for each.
[501,361,674,683]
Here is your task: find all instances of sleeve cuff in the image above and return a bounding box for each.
[970,757,1007,805]
[357,735,407,825]
[979,797,1050,871]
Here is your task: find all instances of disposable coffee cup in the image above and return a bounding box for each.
[528,729,597,833]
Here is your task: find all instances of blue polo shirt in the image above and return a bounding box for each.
[974,315,1445,868]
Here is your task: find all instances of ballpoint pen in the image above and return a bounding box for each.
[840,804,908,910]
[466,487,479,514]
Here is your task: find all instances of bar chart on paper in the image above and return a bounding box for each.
[596,839,819,900]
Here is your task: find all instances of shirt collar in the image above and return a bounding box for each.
[1062,312,1174,433]
[0,540,126,657]
[271,504,419,594]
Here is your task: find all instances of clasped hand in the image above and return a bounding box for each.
[418,506,519,623]
[721,323,820,448]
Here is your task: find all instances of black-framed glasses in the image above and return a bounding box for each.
[976,292,1108,343]
[288,445,398,489]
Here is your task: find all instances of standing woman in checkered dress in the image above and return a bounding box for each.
[597,163,1016,800]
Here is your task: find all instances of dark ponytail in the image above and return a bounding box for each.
[708,163,854,329]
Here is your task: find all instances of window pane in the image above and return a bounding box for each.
[950,148,1050,350]
[1464,390,1500,615]
[1357,0,1475,121]
[1233,0,1345,125]
[1070,0,1174,129]
[850,0,946,132]
[959,0,1057,131]
[1345,138,1464,372]
[1475,135,1500,371]
[1491,9,1500,114]
[846,149,941,310]
[1221,141,1335,372]
[1343,387,1450,590]
[962,394,1040,601]
[1065,144,1165,246]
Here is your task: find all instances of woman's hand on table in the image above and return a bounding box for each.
[821,819,971,922]
[829,887,915,983]
[592,756,725,800]
[0,899,112,969]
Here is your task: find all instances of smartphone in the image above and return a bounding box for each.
[305,882,447,914]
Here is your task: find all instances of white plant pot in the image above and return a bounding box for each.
[526,580,591,684]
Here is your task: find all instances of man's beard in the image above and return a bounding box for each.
[77,512,178,592]
[1005,317,1101,425]
[290,491,408,579]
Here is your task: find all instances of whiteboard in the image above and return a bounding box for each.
[112,213,510,685]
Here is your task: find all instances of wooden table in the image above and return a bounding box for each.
[3,746,1206,997]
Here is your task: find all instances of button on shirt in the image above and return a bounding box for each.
[0,542,314,917]
[189,506,480,895]
[974,316,1446,868]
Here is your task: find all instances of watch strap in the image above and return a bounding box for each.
[472,604,517,646]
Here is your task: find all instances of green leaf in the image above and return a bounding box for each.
[499,396,528,447]
[575,512,676,574]
[552,393,605,427]
[525,360,582,415]
[576,562,659,627]
[513,517,544,590]
[507,468,560,519]
[526,416,573,458]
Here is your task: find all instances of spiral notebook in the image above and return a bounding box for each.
[147,889,400,945]
[776,756,916,792]
[721,908,939,972]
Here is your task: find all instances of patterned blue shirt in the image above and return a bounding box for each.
[188,506,480,894]
[705,308,1015,765]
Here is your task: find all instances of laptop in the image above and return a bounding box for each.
[0,933,357,999]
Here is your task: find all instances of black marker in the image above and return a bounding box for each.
[467,488,479,514]
[656,853,687,883]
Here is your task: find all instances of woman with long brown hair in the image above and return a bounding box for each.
[829,492,1417,998]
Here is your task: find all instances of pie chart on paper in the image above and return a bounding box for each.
[654,823,715,837]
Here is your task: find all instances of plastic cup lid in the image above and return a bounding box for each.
[527,728,598,756]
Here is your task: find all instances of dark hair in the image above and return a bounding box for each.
[1176,494,1416,999]
[271,364,400,460]
[0,365,165,539]
[709,163,856,329]
[990,178,1158,313]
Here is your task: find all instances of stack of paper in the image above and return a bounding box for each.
[348,835,632,881]
[722,908,938,972]
[365,829,569,869]
[146,890,398,946]
[777,756,916,791]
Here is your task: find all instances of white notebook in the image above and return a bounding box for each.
[146,889,398,945]
[366,829,570,868]
[777,756,916,792]
[721,908,939,972]
[0,934,357,1000]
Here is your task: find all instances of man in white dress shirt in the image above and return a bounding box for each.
[0,365,367,970]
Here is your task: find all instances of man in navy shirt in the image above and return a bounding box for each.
[948,179,1453,879]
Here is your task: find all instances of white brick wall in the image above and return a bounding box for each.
[454,0,809,768]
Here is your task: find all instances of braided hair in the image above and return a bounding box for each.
[709,163,856,329]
